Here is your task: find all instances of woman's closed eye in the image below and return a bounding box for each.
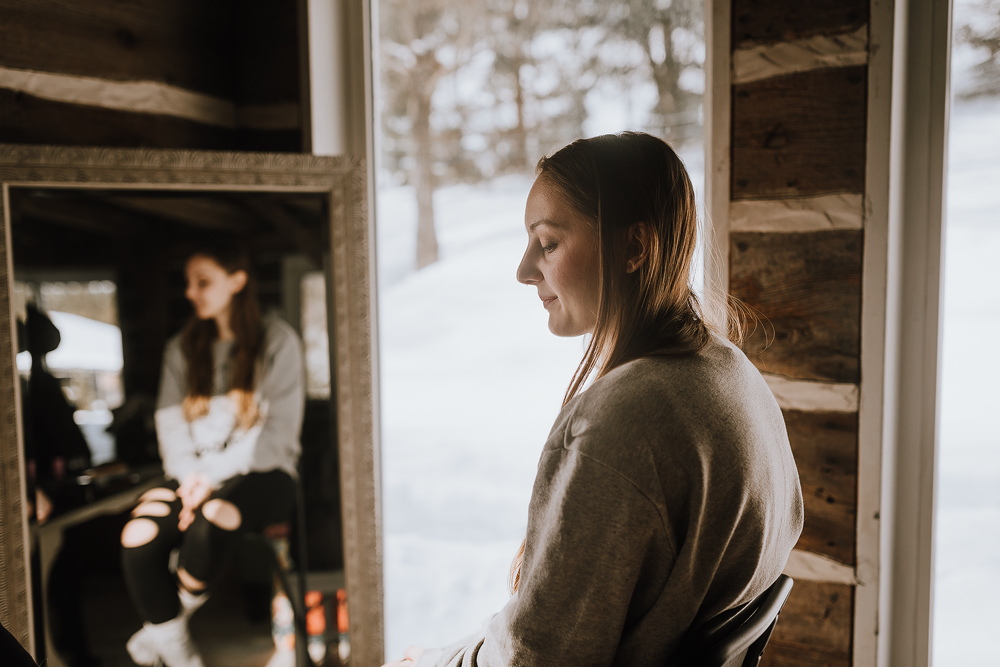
[541,241,558,253]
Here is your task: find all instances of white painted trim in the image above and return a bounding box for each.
[882,0,951,665]
[783,549,859,585]
[762,373,859,412]
[703,0,731,331]
[858,0,951,666]
[308,0,350,155]
[730,194,864,232]
[297,0,314,152]
[733,25,869,84]
[0,65,299,130]
[855,0,898,663]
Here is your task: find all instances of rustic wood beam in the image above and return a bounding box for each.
[14,198,141,238]
[0,0,233,98]
[732,66,867,199]
[730,230,862,383]
[784,409,858,566]
[732,0,868,48]
[107,195,252,233]
[760,580,853,667]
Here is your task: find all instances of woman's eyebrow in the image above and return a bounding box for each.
[529,219,562,232]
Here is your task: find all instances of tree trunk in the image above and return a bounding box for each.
[411,52,440,269]
[510,55,529,171]
[648,19,685,137]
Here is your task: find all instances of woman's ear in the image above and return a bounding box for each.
[229,269,248,294]
[625,223,652,273]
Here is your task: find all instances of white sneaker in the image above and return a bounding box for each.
[265,649,296,667]
[129,616,205,667]
[126,590,207,665]
[126,626,161,666]
[179,588,209,618]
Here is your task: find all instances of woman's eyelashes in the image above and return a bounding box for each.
[541,241,558,253]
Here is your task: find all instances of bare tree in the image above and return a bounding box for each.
[959,0,1000,98]
[381,0,482,268]
[486,0,535,171]
[600,0,704,145]
[480,0,602,173]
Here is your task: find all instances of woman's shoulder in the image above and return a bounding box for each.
[582,334,753,409]
[563,333,779,461]
[554,333,787,498]
[261,314,303,354]
[162,332,185,365]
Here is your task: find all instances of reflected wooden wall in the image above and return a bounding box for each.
[727,0,870,665]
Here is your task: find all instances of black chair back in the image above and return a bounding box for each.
[672,575,794,667]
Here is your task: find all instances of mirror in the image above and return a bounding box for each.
[0,146,382,667]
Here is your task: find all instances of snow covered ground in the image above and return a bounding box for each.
[376,150,703,659]
[377,174,583,659]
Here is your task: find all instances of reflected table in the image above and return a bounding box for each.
[31,468,165,667]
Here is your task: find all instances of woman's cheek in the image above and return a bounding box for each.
[566,244,597,292]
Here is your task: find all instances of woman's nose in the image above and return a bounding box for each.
[516,245,541,285]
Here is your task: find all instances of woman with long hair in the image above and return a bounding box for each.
[385,132,803,667]
[121,243,305,667]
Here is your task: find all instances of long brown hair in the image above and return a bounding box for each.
[180,243,263,430]
[510,132,711,594]
[543,132,709,405]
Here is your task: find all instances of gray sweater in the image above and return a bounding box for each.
[416,334,803,667]
[154,315,305,487]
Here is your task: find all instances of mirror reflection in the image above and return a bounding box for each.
[10,187,349,667]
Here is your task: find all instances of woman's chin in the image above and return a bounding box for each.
[547,318,586,338]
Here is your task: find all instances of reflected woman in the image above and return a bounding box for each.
[121,243,305,667]
[385,133,803,667]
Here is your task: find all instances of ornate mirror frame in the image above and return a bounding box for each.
[0,145,383,666]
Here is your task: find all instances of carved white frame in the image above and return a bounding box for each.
[0,144,383,666]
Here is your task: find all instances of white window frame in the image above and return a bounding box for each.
[867,0,951,665]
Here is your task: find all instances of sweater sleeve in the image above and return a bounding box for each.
[415,447,668,667]
[197,321,305,487]
[154,338,201,482]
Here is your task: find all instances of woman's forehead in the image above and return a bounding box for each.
[186,255,224,274]
[525,182,595,237]
[526,181,574,227]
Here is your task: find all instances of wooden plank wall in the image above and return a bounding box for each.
[727,1,870,665]
[0,0,304,151]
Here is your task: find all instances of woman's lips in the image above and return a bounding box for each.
[541,296,556,309]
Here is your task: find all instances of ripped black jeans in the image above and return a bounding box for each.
[120,470,295,624]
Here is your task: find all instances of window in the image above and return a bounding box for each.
[933,0,1000,663]
[14,279,123,467]
[375,0,706,656]
[301,271,332,399]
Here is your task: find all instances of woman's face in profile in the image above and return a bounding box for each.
[518,179,600,337]
[184,255,246,321]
